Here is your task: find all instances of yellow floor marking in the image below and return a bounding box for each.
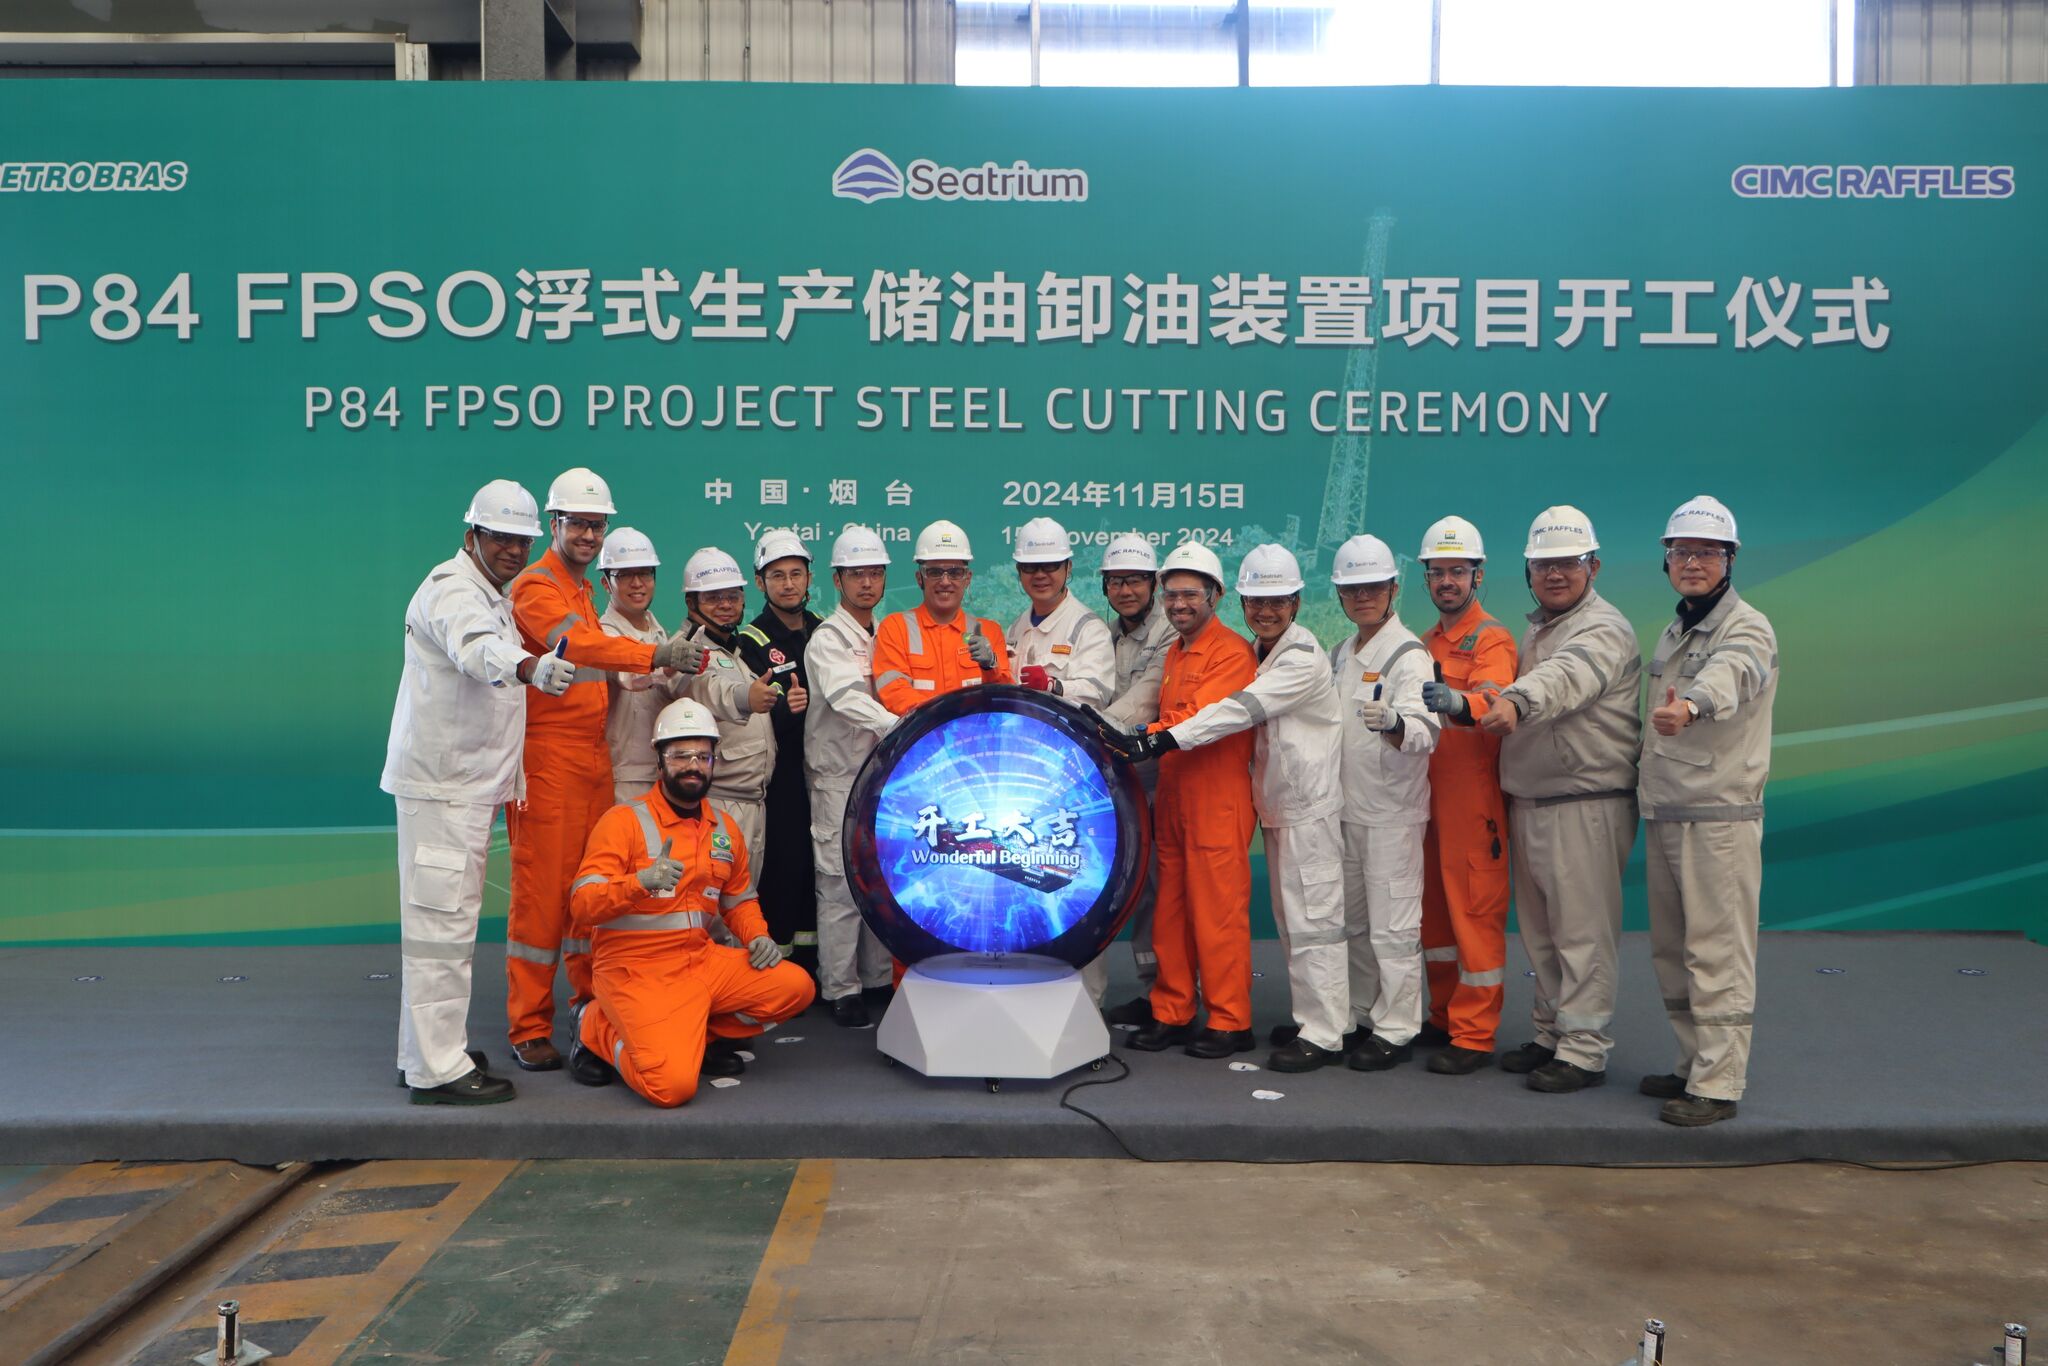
[723,1158,835,1366]
[0,1161,218,1298]
[152,1160,518,1366]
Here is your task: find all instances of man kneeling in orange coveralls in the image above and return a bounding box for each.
[568,697,816,1106]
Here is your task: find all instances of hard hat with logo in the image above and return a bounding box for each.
[1330,534,1398,585]
[1523,505,1599,558]
[1099,533,1159,576]
[1159,540,1226,593]
[462,479,542,538]
[544,466,617,516]
[683,547,747,594]
[1662,495,1740,547]
[1237,544,1306,596]
[754,527,812,571]
[651,697,721,748]
[830,525,892,569]
[1418,515,1486,562]
[599,527,660,572]
[1012,517,1074,565]
[914,520,973,563]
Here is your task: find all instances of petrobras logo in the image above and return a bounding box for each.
[833,147,1089,204]
[0,160,188,193]
[1731,163,2014,200]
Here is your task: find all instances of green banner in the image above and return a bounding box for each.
[4,81,2044,945]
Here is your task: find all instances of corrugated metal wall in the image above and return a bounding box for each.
[608,0,953,82]
[1860,0,2048,82]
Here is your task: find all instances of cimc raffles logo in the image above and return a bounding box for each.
[1731,162,2014,199]
[832,147,1088,204]
[0,160,188,193]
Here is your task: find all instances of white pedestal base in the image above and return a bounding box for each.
[878,953,1111,1086]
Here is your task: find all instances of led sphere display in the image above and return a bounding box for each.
[844,684,1150,968]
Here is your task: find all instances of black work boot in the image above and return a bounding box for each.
[1184,1027,1256,1059]
[1346,1036,1413,1072]
[1267,1038,1340,1073]
[1126,1020,1196,1052]
[1638,1072,1687,1100]
[700,1044,745,1078]
[1660,1094,1738,1127]
[1272,1023,1364,1050]
[1498,1041,1556,1074]
[1526,1059,1607,1093]
[1103,996,1155,1028]
[410,1067,516,1106]
[396,1048,490,1088]
[1415,1022,1453,1048]
[1426,1045,1494,1075]
[829,995,871,1029]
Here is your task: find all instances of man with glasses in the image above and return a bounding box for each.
[1639,496,1777,1127]
[805,527,902,1027]
[385,480,575,1105]
[566,698,816,1106]
[1084,533,1175,1024]
[1414,516,1518,1076]
[1008,516,1116,705]
[597,528,678,806]
[1478,505,1641,1095]
[676,547,781,874]
[505,468,706,1071]
[872,519,1014,715]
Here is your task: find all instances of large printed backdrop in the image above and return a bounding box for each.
[4,81,2043,945]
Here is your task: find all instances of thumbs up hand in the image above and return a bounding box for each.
[1359,682,1398,733]
[1421,662,1468,719]
[636,837,685,895]
[1651,685,1695,737]
[529,638,576,696]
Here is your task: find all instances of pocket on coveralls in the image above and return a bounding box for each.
[411,844,469,913]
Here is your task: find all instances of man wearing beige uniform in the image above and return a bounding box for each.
[1638,496,1778,1128]
[677,547,785,864]
[598,529,680,805]
[1480,505,1641,1094]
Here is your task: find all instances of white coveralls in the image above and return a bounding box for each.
[1007,592,1117,708]
[1167,622,1348,1051]
[1641,588,1778,1101]
[382,551,529,1089]
[598,604,674,806]
[1331,621,1439,1045]
[803,605,898,1002]
[1082,599,1177,1005]
[1497,588,1642,1074]
[682,621,778,864]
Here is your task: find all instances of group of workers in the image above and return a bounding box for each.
[384,468,1775,1129]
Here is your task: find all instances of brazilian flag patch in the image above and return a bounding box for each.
[711,829,734,861]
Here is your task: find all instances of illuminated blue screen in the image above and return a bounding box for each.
[872,710,1120,954]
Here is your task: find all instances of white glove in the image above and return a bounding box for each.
[529,645,575,697]
[1359,684,1398,733]
[635,838,684,895]
[747,935,783,970]
[966,632,996,670]
[654,635,708,674]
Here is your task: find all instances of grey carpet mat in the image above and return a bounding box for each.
[2,934,2042,1166]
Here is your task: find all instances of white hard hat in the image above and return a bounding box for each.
[651,697,721,748]
[1523,506,1599,558]
[754,527,812,571]
[830,525,892,569]
[1236,544,1305,596]
[463,479,542,538]
[1159,540,1226,593]
[1012,517,1074,565]
[1099,533,1158,575]
[1418,515,1486,562]
[1330,534,1398,586]
[914,520,973,563]
[1662,495,1740,547]
[599,527,660,572]
[545,466,617,516]
[683,547,747,594]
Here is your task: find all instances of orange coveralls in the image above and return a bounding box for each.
[1420,599,1518,1050]
[871,605,1014,715]
[507,545,657,1045]
[571,788,817,1108]
[1147,614,1259,1032]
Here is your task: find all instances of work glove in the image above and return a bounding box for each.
[1019,665,1056,693]
[529,639,575,696]
[1359,683,1399,733]
[654,634,709,675]
[966,631,996,670]
[747,935,783,970]
[635,838,684,895]
[1420,681,1467,719]
[1099,722,1178,763]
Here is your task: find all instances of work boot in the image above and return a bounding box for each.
[1104,996,1155,1028]
[567,1006,617,1088]
[1526,1059,1606,1093]
[395,1048,490,1088]
[1346,1036,1413,1072]
[1498,1041,1556,1074]
[1267,1038,1340,1073]
[1415,1022,1453,1048]
[410,1067,515,1106]
[706,1038,749,1075]
[1184,1027,1256,1059]
[1661,1094,1738,1127]
[1426,1045,1494,1075]
[1271,1022,1364,1049]
[700,1045,745,1078]
[862,983,896,1008]
[1638,1072,1688,1100]
[1126,1020,1196,1052]
[829,995,871,1029]
[511,1038,563,1072]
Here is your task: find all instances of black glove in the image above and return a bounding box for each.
[1099,723,1177,763]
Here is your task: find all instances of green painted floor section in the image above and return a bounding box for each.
[344,1160,797,1366]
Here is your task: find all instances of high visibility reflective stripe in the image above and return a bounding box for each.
[1368,935,1422,955]
[1290,926,1346,948]
[912,678,936,691]
[402,938,473,960]
[1528,788,1635,807]
[793,931,818,946]
[1422,946,1460,962]
[568,673,607,688]
[506,940,558,965]
[733,1011,765,1026]
[1228,688,1268,726]
[1382,639,1426,673]
[902,615,923,654]
[827,680,868,704]
[1065,615,1091,645]
[721,886,757,910]
[571,874,609,891]
[1663,997,1692,1014]
[1694,1011,1754,1027]
[1556,642,1610,693]
[545,613,584,648]
[561,936,590,956]
[1646,804,1764,822]
[1459,967,1505,988]
[613,1038,625,1064]
[875,670,911,692]
[1413,712,1442,739]
[1556,1011,1612,1033]
[605,911,708,932]
[1712,639,1777,674]
[1133,951,1157,966]
[633,803,663,858]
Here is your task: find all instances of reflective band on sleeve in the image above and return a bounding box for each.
[402,938,474,960]
[572,874,609,892]
[506,940,559,966]
[1133,950,1157,966]
[794,931,818,946]
[1693,1011,1754,1027]
[902,616,923,654]
[633,803,664,858]
[1712,640,1776,674]
[827,681,867,704]
[1422,946,1460,962]
[1290,925,1347,948]
[561,937,590,956]
[1556,642,1610,693]
[721,886,758,910]
[613,1038,625,1064]
[1458,967,1505,988]
[912,678,937,691]
[1066,615,1090,645]
[733,1011,765,1026]
[1662,997,1692,1015]
[1382,639,1425,672]
[545,613,584,648]
[875,670,911,692]
[605,911,708,932]
[1228,688,1268,726]
[569,673,607,687]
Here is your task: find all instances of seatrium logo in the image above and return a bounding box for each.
[833,148,1089,204]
